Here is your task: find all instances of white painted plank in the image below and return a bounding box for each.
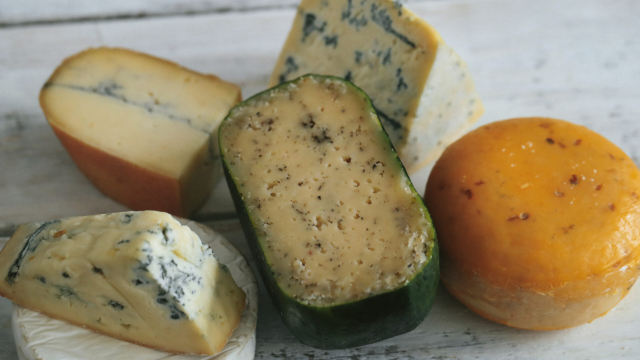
[252,283,640,359]
[0,238,18,360]
[0,296,17,360]
[0,8,295,132]
[0,0,433,25]
[0,0,298,25]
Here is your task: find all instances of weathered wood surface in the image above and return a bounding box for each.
[1,0,640,359]
[0,0,431,26]
[0,0,299,26]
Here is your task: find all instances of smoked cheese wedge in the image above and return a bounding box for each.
[40,48,241,217]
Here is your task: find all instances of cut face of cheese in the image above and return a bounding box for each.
[11,218,258,360]
[270,0,483,173]
[40,47,242,216]
[0,211,247,355]
[220,75,435,307]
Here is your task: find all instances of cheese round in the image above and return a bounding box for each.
[425,117,640,330]
[12,219,258,360]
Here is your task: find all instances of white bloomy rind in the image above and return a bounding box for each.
[407,43,483,172]
[11,218,258,360]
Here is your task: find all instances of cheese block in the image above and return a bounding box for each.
[425,118,640,330]
[40,48,242,217]
[0,211,247,355]
[220,75,438,348]
[11,218,258,360]
[270,0,483,173]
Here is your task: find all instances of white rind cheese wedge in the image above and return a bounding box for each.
[0,212,247,355]
[270,0,484,173]
[40,48,242,216]
[10,219,258,360]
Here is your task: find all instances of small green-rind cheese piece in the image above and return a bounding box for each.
[219,74,438,349]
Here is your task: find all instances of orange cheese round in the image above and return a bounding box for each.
[425,117,640,330]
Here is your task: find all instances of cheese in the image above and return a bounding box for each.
[425,118,640,329]
[11,218,258,360]
[270,0,484,173]
[220,75,435,306]
[0,211,247,355]
[40,48,242,216]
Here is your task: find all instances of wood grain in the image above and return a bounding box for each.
[0,0,432,26]
[0,0,300,26]
[1,0,640,358]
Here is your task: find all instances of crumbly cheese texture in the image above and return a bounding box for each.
[220,76,434,306]
[40,47,241,216]
[270,0,484,173]
[0,211,246,355]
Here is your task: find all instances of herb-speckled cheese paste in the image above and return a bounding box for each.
[270,0,484,173]
[220,76,434,306]
[0,211,246,355]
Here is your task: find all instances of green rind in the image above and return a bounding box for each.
[219,74,439,349]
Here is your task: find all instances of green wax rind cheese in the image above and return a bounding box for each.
[219,74,438,349]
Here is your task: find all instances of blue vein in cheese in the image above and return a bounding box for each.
[270,0,484,173]
[43,82,207,135]
[39,48,243,215]
[0,211,246,355]
[5,220,58,285]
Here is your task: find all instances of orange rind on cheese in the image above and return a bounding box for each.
[425,117,640,330]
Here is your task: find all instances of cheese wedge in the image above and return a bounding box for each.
[40,48,242,216]
[270,0,484,173]
[0,211,246,355]
[11,218,258,360]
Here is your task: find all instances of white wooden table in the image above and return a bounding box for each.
[1,0,639,358]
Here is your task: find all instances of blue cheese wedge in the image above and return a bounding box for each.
[270,0,484,173]
[40,48,242,216]
[11,218,258,360]
[0,211,246,355]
